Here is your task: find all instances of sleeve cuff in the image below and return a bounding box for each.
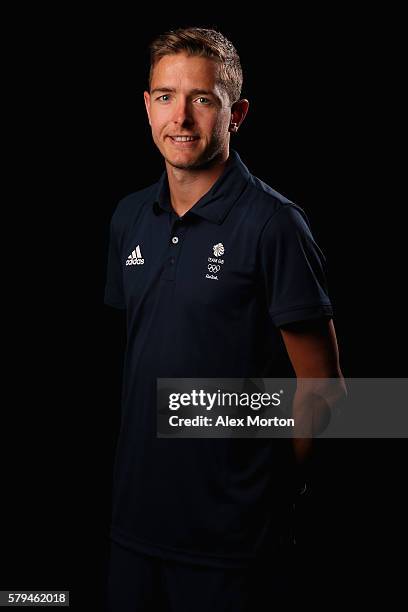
[271,303,333,327]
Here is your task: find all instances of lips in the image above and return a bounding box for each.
[169,136,199,141]
[167,135,200,148]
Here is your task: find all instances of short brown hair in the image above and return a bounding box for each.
[147,27,243,106]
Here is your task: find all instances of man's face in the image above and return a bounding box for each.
[144,52,232,169]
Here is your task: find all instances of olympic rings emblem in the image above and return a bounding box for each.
[208,264,220,273]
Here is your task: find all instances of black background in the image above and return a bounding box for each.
[2,8,406,609]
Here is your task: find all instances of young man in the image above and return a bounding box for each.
[104,27,346,611]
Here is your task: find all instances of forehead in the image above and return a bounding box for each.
[151,53,220,90]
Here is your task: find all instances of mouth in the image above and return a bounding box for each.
[168,135,200,147]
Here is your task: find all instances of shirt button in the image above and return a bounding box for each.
[170,257,175,265]
[171,236,179,244]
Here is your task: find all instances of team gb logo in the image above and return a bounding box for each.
[213,243,225,257]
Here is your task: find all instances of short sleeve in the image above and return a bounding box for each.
[259,204,333,327]
[104,215,126,310]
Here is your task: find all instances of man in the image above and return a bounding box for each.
[104,26,346,611]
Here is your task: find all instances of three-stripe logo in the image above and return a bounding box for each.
[126,245,144,265]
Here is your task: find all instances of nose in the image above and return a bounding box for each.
[172,96,194,127]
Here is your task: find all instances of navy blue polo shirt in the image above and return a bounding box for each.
[104,148,333,568]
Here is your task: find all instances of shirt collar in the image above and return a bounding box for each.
[152,148,250,224]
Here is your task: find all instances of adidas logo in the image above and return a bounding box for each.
[126,245,144,265]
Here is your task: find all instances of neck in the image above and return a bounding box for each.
[165,150,230,217]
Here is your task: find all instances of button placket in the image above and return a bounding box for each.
[161,216,187,281]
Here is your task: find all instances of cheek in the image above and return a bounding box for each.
[151,118,167,140]
[150,108,166,128]
[211,115,229,137]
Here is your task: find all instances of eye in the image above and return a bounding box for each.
[196,97,210,104]
[157,94,171,102]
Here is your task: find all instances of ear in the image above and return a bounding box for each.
[229,99,250,132]
[143,91,152,126]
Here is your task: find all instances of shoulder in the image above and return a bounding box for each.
[244,172,311,236]
[113,183,156,221]
[110,182,158,233]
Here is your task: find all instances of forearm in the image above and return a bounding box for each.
[292,378,347,467]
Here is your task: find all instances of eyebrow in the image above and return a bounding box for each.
[150,87,221,103]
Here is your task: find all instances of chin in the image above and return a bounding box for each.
[168,158,200,170]
[165,150,203,170]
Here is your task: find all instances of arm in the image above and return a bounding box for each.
[280,317,347,471]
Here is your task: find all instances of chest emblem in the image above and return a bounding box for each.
[206,243,225,280]
[126,244,145,265]
[213,243,225,257]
